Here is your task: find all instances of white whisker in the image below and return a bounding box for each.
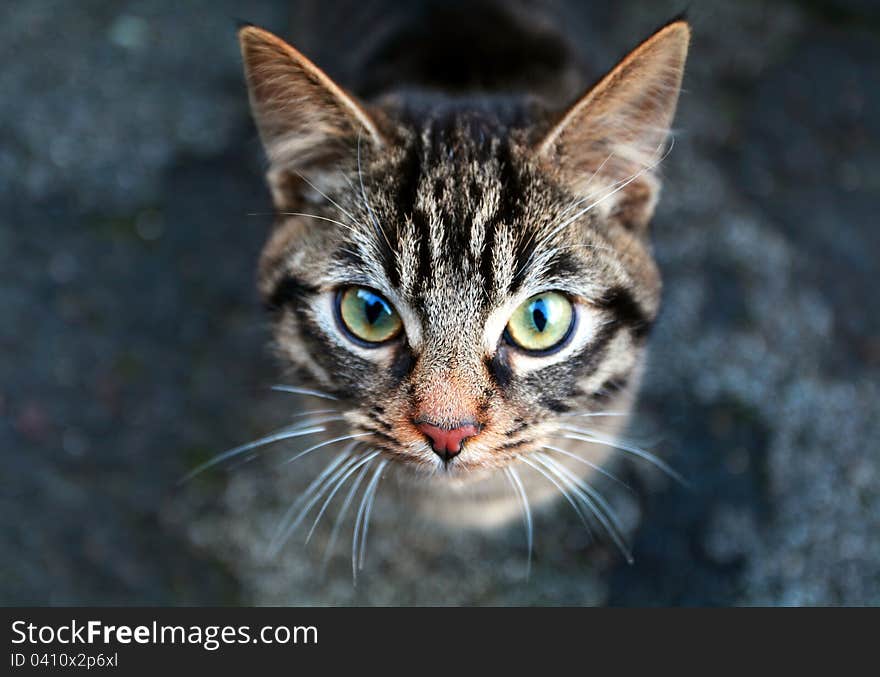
[555,151,615,219]
[278,432,372,467]
[306,456,373,545]
[291,408,340,417]
[553,242,617,256]
[513,145,668,281]
[559,411,628,418]
[321,457,378,570]
[513,152,613,279]
[279,414,345,429]
[356,132,394,254]
[504,466,533,579]
[357,458,389,570]
[559,430,686,485]
[270,451,379,555]
[267,449,355,553]
[519,456,593,538]
[284,409,342,425]
[351,477,368,584]
[351,451,388,583]
[275,211,359,234]
[271,385,339,401]
[292,170,364,229]
[179,422,330,483]
[543,139,674,242]
[535,453,633,563]
[529,139,673,269]
[541,445,632,491]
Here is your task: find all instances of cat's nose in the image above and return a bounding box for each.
[415,420,480,461]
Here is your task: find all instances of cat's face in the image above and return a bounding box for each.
[240,22,688,480]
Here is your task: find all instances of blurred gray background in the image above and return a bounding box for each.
[1,0,878,605]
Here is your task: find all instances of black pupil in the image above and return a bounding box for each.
[364,298,385,325]
[532,298,548,332]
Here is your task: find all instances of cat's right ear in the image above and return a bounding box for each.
[238,25,385,208]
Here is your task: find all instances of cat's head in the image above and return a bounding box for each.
[239,21,689,478]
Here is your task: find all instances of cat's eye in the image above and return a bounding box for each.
[336,286,403,346]
[505,292,574,354]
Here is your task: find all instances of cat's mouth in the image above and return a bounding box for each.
[348,413,548,479]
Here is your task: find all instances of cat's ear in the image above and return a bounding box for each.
[238,25,385,208]
[535,20,690,232]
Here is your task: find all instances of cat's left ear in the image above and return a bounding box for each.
[535,20,690,232]
[238,25,385,208]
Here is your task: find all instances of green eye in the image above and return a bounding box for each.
[505,292,574,353]
[336,287,403,345]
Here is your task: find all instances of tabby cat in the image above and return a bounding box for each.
[233,3,689,565]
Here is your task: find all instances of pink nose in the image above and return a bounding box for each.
[415,421,480,460]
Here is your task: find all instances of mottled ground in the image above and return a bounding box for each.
[1,0,877,605]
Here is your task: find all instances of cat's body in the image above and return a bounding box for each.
[236,2,689,551]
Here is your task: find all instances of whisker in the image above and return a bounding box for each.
[350,451,388,583]
[539,454,626,531]
[519,456,593,539]
[274,211,359,234]
[555,151,615,219]
[561,424,665,462]
[541,139,674,246]
[558,431,687,486]
[535,453,633,564]
[515,146,669,281]
[560,423,650,441]
[267,449,355,553]
[351,477,368,583]
[356,132,394,253]
[278,432,372,467]
[357,458,389,571]
[292,170,364,229]
[277,414,345,429]
[562,424,665,451]
[306,456,373,545]
[559,411,628,418]
[179,422,330,483]
[321,457,378,570]
[553,242,617,256]
[504,466,533,579]
[271,385,339,401]
[270,451,379,555]
[338,170,362,206]
[561,147,670,237]
[287,408,341,420]
[541,445,632,491]
[222,451,263,474]
[512,153,614,281]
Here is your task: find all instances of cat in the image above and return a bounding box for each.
[233,1,689,564]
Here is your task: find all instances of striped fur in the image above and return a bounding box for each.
[240,17,689,528]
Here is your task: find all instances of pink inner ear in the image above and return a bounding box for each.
[239,24,384,167]
[533,20,689,201]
